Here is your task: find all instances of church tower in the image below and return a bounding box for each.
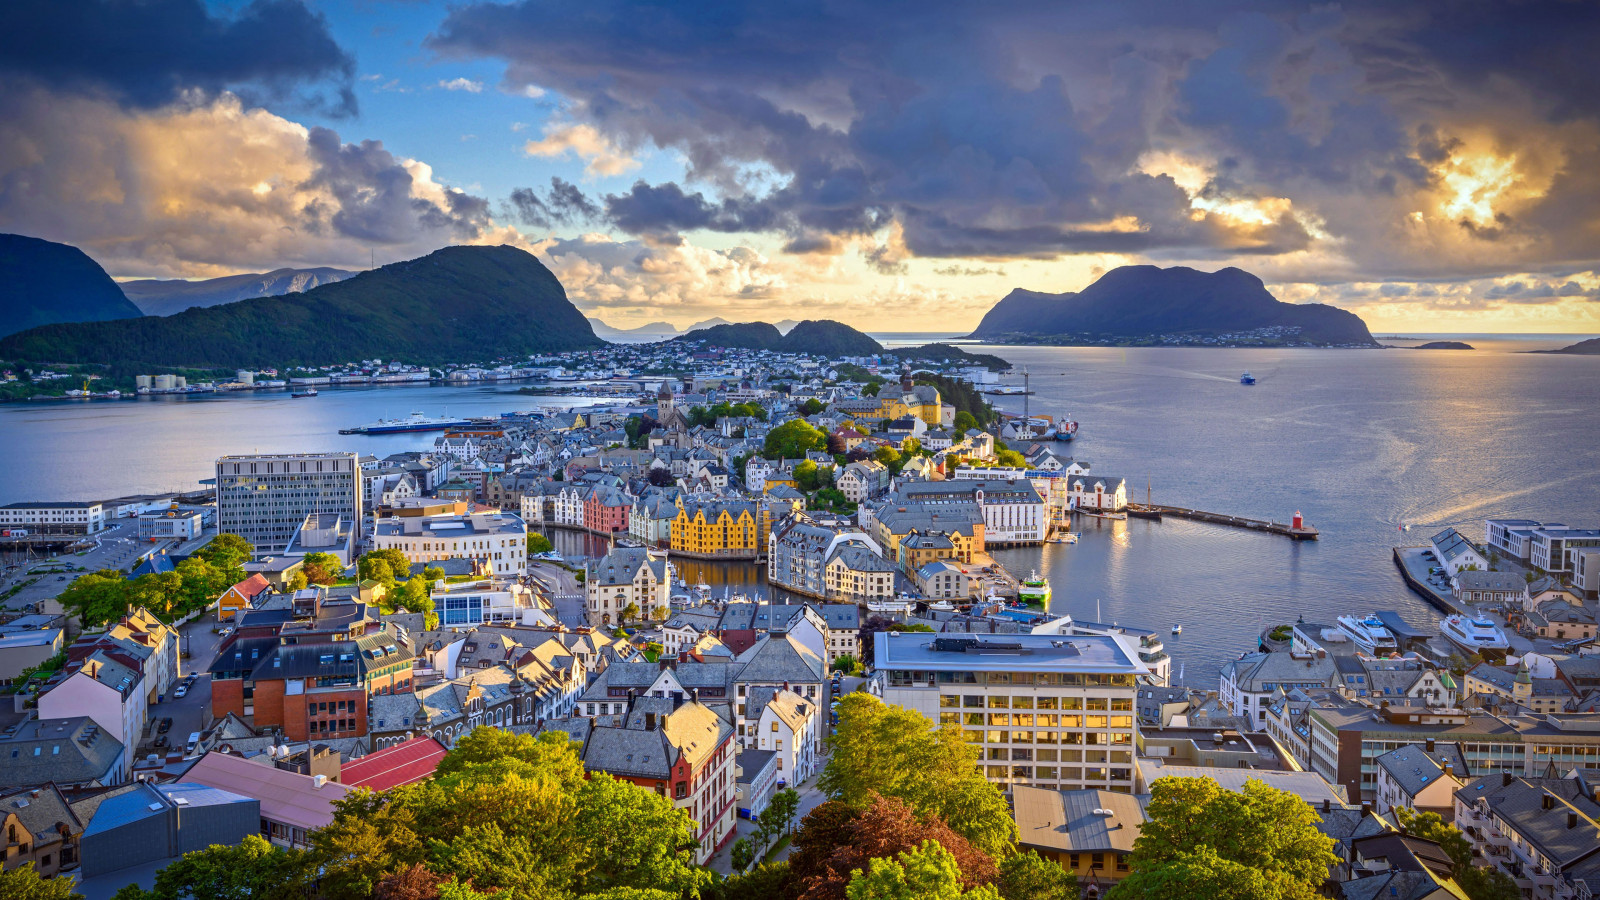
[657,380,676,423]
[900,363,914,394]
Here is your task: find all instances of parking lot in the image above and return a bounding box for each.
[1,521,181,615]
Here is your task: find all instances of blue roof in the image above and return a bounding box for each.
[82,784,166,836]
[127,554,175,578]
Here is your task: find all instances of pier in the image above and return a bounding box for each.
[1148,505,1320,540]
[1392,546,1471,615]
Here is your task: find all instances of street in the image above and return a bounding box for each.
[2,521,182,616]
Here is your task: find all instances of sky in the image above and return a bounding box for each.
[1,1,1598,334]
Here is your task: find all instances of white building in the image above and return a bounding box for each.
[0,501,107,535]
[215,453,362,554]
[371,511,527,577]
[874,631,1146,794]
[748,687,822,785]
[585,547,671,627]
[433,580,554,628]
[38,651,146,778]
[1067,474,1128,513]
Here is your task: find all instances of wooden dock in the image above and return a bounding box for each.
[1149,505,1320,540]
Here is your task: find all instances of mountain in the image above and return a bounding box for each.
[1536,337,1600,355]
[121,267,355,316]
[0,245,604,367]
[677,319,883,355]
[0,234,144,338]
[970,265,1377,346]
[588,318,683,341]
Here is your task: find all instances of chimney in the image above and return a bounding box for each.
[645,712,656,731]
[1425,739,1435,752]
[312,774,328,789]
[1542,793,1554,810]
[1569,813,1580,829]
[1360,801,1371,816]
[1444,762,1454,777]
[1503,773,1514,787]
[1322,798,1331,812]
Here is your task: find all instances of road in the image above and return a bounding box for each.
[1,521,183,616]
[138,617,225,756]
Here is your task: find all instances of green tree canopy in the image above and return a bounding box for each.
[844,841,1001,900]
[1,861,83,899]
[1110,777,1337,900]
[1106,846,1279,900]
[197,533,254,569]
[953,411,979,433]
[56,570,131,627]
[301,552,344,585]
[799,398,826,416]
[111,835,312,900]
[527,532,554,555]
[1392,808,1518,900]
[996,850,1077,900]
[764,418,828,460]
[820,695,1016,858]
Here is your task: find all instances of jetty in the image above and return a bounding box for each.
[1149,505,1319,540]
[1392,546,1471,615]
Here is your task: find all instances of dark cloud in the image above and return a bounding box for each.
[304,128,488,243]
[507,177,601,229]
[0,0,355,116]
[426,0,1599,280]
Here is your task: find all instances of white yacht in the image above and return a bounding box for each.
[1336,614,1400,654]
[1440,613,1512,654]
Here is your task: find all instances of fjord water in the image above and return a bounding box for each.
[0,336,1596,683]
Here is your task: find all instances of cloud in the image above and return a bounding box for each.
[427,0,1600,286]
[0,0,356,116]
[505,177,602,230]
[523,122,640,177]
[0,87,522,278]
[438,77,483,93]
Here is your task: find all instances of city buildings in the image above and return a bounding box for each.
[0,501,107,535]
[371,511,527,577]
[873,631,1146,794]
[215,453,362,554]
[585,546,671,627]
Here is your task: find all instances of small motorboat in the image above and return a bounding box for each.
[291,388,319,398]
[1240,372,1257,385]
[1171,625,1182,635]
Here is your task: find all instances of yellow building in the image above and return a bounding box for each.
[671,499,760,557]
[1012,786,1142,886]
[871,506,984,566]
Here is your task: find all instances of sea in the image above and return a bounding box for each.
[2,333,1597,685]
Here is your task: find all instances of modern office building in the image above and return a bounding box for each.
[873,631,1147,794]
[372,511,527,577]
[215,453,362,555]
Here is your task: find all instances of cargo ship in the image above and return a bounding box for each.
[339,411,475,435]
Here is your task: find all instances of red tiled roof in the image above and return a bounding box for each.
[228,574,272,597]
[340,736,448,791]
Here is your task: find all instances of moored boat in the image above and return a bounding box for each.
[1017,570,1052,606]
[339,410,474,435]
[1440,612,1512,654]
[1240,372,1257,385]
[292,388,318,398]
[1336,614,1399,654]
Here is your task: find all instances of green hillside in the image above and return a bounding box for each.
[677,319,883,355]
[0,244,604,367]
[0,234,143,338]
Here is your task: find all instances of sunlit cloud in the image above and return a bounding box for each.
[523,122,639,178]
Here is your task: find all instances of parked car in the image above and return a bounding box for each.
[152,735,169,749]
[174,685,188,699]
[157,717,173,734]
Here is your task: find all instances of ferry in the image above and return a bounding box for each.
[1017,570,1052,606]
[981,385,1033,396]
[291,388,319,398]
[1440,613,1512,654]
[1336,614,1400,655]
[1240,372,1257,385]
[338,411,475,435]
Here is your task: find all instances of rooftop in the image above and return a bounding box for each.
[874,631,1148,675]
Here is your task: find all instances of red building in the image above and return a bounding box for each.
[583,486,632,534]
[208,590,414,741]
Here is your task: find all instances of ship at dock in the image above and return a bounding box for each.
[339,411,476,435]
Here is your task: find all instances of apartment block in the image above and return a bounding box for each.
[215,453,362,554]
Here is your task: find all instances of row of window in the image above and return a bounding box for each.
[942,712,1136,728]
[959,729,1134,746]
[940,694,1135,710]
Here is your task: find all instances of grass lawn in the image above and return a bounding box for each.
[762,835,792,862]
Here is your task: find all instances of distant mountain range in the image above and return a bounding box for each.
[0,234,144,339]
[589,316,800,341]
[970,265,1377,347]
[121,267,355,316]
[0,245,603,367]
[1534,337,1600,355]
[677,319,884,356]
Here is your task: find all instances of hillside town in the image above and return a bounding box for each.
[1,343,1598,900]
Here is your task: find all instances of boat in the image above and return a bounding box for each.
[1052,419,1079,442]
[692,580,712,602]
[981,385,1033,396]
[1240,372,1257,385]
[1440,612,1512,654]
[1049,532,1079,544]
[1125,504,1163,521]
[291,388,319,398]
[1017,570,1052,606]
[1080,509,1128,521]
[338,410,475,435]
[1335,614,1400,654]
[1171,625,1182,634]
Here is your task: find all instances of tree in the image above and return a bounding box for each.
[730,838,756,874]
[302,551,344,585]
[1114,777,1337,900]
[844,840,1002,900]
[198,533,254,570]
[648,467,676,487]
[997,851,1076,900]
[360,549,414,585]
[760,788,801,843]
[286,570,309,591]
[620,602,642,624]
[871,445,902,471]
[56,569,130,627]
[831,654,862,676]
[765,418,828,460]
[1,862,82,900]
[1107,847,1278,900]
[423,565,446,584]
[705,862,792,900]
[821,696,1016,858]
[794,459,821,491]
[799,398,826,416]
[113,835,313,900]
[900,438,922,456]
[953,411,979,433]
[651,604,670,623]
[790,796,997,900]
[1393,808,1518,900]
[435,728,583,780]
[527,532,554,555]
[127,571,184,617]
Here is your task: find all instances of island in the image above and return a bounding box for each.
[1535,337,1600,355]
[1412,341,1474,350]
[968,264,1378,348]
